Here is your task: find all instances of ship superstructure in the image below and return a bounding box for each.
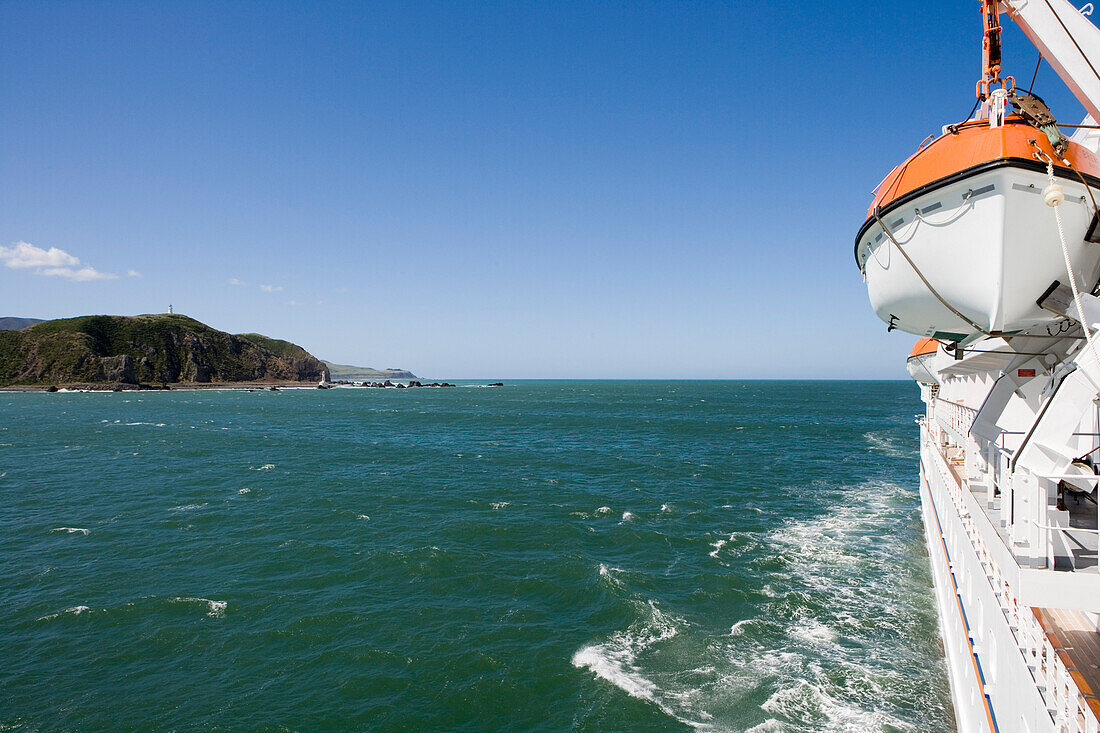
[859,2,1100,730]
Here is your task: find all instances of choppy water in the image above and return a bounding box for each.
[1,381,953,731]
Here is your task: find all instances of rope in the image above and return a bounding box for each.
[1028,53,1042,93]
[1046,159,1100,378]
[913,197,975,228]
[872,208,988,334]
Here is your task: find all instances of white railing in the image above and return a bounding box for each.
[1018,607,1100,733]
[926,429,1100,732]
[935,397,979,440]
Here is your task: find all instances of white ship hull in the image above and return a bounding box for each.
[919,434,1058,733]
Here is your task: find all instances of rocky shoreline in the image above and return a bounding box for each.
[1,380,504,392]
[332,380,457,389]
[0,380,315,392]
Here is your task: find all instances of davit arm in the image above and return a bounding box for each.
[1000,0,1100,121]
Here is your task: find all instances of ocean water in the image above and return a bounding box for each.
[0,381,954,732]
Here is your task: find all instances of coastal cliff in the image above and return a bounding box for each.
[322,361,419,381]
[0,314,325,386]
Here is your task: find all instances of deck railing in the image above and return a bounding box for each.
[926,425,1100,732]
[1019,607,1100,733]
[934,397,979,440]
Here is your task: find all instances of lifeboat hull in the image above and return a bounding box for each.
[907,337,945,384]
[906,355,940,384]
[856,163,1100,339]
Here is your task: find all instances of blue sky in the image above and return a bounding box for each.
[0,1,1090,378]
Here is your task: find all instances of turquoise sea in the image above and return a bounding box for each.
[1,381,953,732]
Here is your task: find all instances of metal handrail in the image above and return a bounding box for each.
[935,397,980,411]
[1035,523,1100,534]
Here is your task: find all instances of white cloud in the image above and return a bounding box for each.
[41,266,117,281]
[0,241,116,281]
[0,241,79,269]
[127,269,142,278]
[287,299,301,306]
[260,284,283,292]
[228,277,244,286]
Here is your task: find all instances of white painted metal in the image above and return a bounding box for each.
[1002,0,1100,123]
[912,332,1100,731]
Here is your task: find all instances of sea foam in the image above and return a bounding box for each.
[172,597,227,617]
[572,601,712,729]
[37,605,91,621]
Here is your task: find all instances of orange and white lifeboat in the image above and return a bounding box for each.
[906,337,943,384]
[855,115,1100,340]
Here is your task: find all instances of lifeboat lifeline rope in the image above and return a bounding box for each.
[1044,158,1100,377]
[871,208,989,335]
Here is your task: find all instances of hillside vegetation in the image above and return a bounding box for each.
[0,317,44,331]
[0,314,325,386]
[323,361,419,381]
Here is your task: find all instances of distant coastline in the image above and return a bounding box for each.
[0,313,422,391]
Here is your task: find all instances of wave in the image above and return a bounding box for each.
[37,605,91,621]
[572,480,939,731]
[572,600,711,728]
[729,618,757,636]
[251,464,275,471]
[733,479,934,730]
[171,597,227,617]
[50,527,89,535]
[707,531,758,561]
[597,563,625,589]
[862,432,911,458]
[789,618,836,646]
[171,503,207,511]
[759,678,912,732]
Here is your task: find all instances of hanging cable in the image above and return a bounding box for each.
[1065,157,1100,216]
[1044,158,1100,378]
[1028,54,1042,93]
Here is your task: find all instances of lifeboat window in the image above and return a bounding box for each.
[920,202,942,214]
[965,184,995,199]
[875,233,883,243]
[1012,182,1039,194]
[890,218,904,228]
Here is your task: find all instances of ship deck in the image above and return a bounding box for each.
[966,478,1099,572]
[1037,607,1100,711]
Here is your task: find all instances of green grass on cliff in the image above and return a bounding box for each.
[0,314,324,386]
[237,333,313,361]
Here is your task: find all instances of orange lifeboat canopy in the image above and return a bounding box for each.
[868,117,1100,218]
[908,338,940,359]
